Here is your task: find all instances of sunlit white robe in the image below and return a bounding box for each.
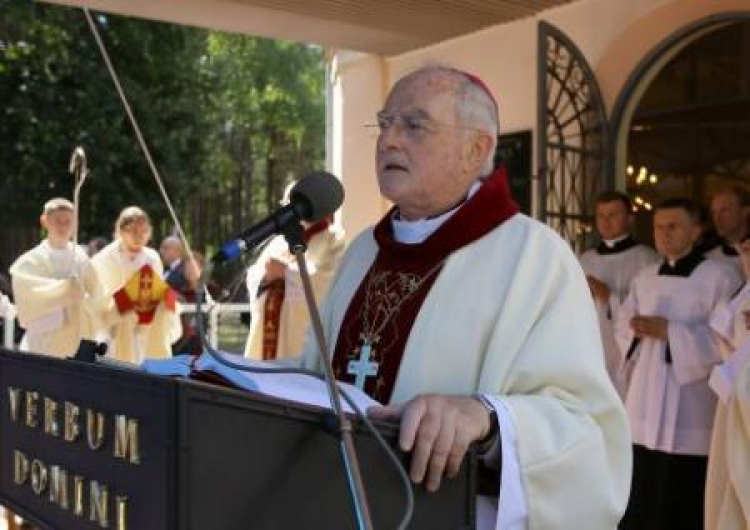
[91,241,181,363]
[705,282,750,530]
[10,241,103,357]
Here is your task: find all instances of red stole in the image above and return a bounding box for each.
[261,219,332,360]
[331,167,519,403]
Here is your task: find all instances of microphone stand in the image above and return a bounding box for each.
[280,221,374,530]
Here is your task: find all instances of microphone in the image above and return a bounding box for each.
[212,171,344,264]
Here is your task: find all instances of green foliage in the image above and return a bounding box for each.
[0,0,325,269]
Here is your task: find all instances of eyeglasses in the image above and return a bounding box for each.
[365,110,487,141]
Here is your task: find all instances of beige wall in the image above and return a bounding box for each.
[331,53,390,239]
[335,0,749,236]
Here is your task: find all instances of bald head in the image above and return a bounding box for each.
[391,67,499,174]
[376,66,499,220]
[160,236,184,266]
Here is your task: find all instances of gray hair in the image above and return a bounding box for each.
[455,76,499,176]
[400,65,499,176]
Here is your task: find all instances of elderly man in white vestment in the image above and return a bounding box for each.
[10,198,103,357]
[580,191,659,398]
[616,198,742,530]
[299,66,631,530]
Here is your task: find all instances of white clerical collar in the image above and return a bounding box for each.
[392,179,483,244]
[602,234,630,248]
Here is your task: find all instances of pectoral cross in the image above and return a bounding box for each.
[347,339,379,390]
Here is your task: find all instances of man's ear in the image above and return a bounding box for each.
[464,132,494,173]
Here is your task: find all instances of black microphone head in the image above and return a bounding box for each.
[290,171,344,222]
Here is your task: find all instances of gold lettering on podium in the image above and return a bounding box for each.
[116,496,129,530]
[14,450,29,485]
[30,459,48,495]
[73,475,85,517]
[5,384,141,528]
[49,465,69,510]
[8,387,21,422]
[114,416,140,464]
[87,410,105,450]
[44,397,60,437]
[64,401,81,442]
[25,391,39,428]
[89,481,109,528]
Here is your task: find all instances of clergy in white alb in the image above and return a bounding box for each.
[300,66,631,530]
[91,206,181,363]
[244,216,345,360]
[10,198,104,357]
[615,199,742,530]
[580,191,659,397]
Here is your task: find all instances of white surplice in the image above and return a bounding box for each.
[706,244,743,278]
[615,257,742,454]
[580,238,659,397]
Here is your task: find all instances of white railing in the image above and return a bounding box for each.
[2,302,254,351]
[180,302,252,349]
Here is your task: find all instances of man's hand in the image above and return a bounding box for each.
[368,394,491,492]
[630,315,668,340]
[586,275,611,302]
[264,258,288,282]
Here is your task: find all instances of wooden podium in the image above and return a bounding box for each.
[0,349,476,529]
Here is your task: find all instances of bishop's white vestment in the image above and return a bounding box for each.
[302,212,631,530]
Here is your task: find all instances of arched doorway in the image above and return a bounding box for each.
[611,16,750,245]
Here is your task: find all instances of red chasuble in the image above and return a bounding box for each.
[261,219,332,360]
[331,167,519,403]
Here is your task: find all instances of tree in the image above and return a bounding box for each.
[0,0,326,275]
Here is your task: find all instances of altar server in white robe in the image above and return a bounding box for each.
[580,191,659,397]
[705,239,750,530]
[616,198,742,530]
[10,197,104,357]
[300,66,631,530]
[91,206,181,363]
[705,185,748,277]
